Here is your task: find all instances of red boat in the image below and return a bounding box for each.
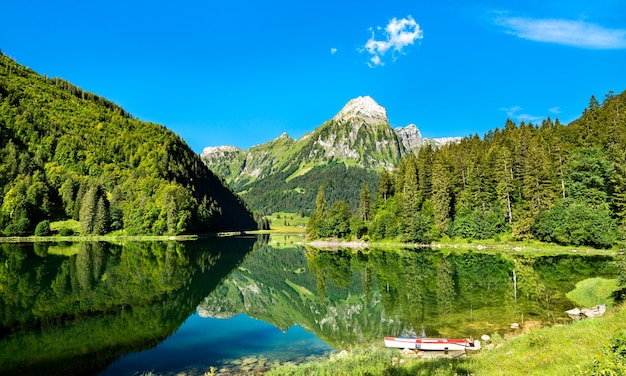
[384,336,480,351]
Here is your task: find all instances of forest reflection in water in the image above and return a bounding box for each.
[0,237,618,375]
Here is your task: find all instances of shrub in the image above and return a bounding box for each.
[582,331,626,375]
[58,228,74,236]
[35,220,51,236]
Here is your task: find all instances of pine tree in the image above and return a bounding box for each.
[377,169,394,202]
[359,182,372,221]
[92,196,110,235]
[400,156,425,242]
[523,134,554,214]
[494,145,515,223]
[416,144,434,200]
[307,185,328,238]
[612,151,626,228]
[565,147,612,208]
[79,185,98,234]
[431,153,452,235]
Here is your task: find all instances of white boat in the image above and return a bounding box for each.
[384,337,480,351]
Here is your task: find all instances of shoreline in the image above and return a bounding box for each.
[1,233,620,256]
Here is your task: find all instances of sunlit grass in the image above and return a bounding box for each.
[248,212,309,235]
[50,219,81,234]
[466,306,626,375]
[268,304,626,376]
[566,277,618,308]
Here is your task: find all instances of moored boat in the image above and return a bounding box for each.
[384,337,480,351]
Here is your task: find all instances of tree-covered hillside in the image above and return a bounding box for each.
[309,90,626,248]
[0,52,257,236]
[242,162,380,215]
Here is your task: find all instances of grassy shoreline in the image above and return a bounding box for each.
[267,303,626,376]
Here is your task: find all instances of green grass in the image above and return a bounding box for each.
[50,219,81,234]
[566,277,619,308]
[252,212,309,234]
[464,305,626,375]
[267,304,626,376]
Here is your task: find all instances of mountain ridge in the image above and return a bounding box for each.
[201,96,460,213]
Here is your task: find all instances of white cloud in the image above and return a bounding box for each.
[363,16,423,67]
[501,106,544,123]
[330,48,337,54]
[549,106,562,114]
[496,16,626,49]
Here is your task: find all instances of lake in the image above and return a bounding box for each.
[0,236,618,375]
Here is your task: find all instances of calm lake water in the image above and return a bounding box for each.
[0,236,618,375]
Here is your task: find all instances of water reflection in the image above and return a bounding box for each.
[0,237,258,376]
[0,238,618,375]
[200,245,618,348]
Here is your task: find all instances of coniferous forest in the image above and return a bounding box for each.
[0,52,258,236]
[308,90,626,249]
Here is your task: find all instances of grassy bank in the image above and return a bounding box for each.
[305,236,621,257]
[267,304,626,375]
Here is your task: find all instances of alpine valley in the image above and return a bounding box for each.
[201,96,460,214]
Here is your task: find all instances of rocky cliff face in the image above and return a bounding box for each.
[394,124,423,152]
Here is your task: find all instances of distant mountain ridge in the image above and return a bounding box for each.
[201,96,460,213]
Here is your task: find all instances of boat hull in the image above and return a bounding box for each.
[384,337,480,351]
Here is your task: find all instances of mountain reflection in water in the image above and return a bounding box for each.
[0,237,617,375]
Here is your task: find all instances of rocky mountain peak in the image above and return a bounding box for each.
[332,96,388,124]
[394,124,423,152]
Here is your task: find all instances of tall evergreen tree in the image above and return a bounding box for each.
[79,185,98,234]
[431,153,452,235]
[493,145,515,223]
[377,169,394,202]
[307,185,328,238]
[359,182,372,221]
[565,147,612,208]
[612,151,626,228]
[93,196,110,235]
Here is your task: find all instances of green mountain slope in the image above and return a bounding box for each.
[0,52,257,235]
[202,96,457,214]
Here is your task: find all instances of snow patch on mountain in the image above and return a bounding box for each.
[332,96,388,124]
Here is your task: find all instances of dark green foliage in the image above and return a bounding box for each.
[533,199,616,248]
[58,228,74,236]
[0,52,257,235]
[453,208,505,240]
[241,163,379,215]
[34,220,51,236]
[565,148,612,207]
[359,182,373,221]
[307,186,328,239]
[326,201,352,239]
[583,331,626,375]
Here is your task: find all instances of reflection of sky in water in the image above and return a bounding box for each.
[100,312,333,375]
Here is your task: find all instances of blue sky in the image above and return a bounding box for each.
[2,0,625,153]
